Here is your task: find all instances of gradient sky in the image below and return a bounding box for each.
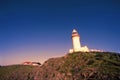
[0,0,120,65]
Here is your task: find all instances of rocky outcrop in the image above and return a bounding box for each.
[0,52,120,80]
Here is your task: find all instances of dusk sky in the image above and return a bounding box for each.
[0,0,120,65]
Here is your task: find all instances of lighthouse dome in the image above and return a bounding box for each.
[72,29,80,37]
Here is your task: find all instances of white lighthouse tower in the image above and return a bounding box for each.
[72,29,81,52]
[69,29,89,53]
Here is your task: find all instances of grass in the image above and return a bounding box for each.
[0,52,120,80]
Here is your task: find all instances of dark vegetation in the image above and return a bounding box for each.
[0,65,35,80]
[0,52,120,80]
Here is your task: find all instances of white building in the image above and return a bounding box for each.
[69,29,89,53]
[22,61,41,66]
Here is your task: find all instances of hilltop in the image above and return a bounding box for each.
[0,52,120,80]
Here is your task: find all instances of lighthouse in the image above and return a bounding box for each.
[69,29,89,53]
[72,29,81,52]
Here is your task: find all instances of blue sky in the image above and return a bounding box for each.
[0,0,120,65]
